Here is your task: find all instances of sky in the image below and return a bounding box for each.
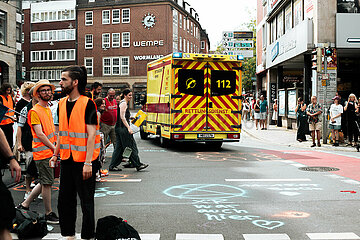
[187,0,257,51]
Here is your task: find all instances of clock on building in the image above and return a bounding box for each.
[142,13,156,29]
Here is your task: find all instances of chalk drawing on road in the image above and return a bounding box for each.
[95,187,124,198]
[163,184,247,200]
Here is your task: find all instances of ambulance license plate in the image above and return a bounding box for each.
[198,133,215,138]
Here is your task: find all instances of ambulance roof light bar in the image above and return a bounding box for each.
[173,52,183,58]
[237,55,244,61]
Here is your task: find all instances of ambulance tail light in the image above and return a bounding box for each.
[173,52,183,58]
[227,133,240,139]
[172,133,185,140]
[237,55,244,61]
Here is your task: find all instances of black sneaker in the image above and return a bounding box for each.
[123,162,135,168]
[136,164,149,171]
[45,212,59,224]
[16,204,29,210]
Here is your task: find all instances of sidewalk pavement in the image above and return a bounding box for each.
[241,119,359,153]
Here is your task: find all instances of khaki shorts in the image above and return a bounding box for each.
[35,158,54,185]
[309,122,322,131]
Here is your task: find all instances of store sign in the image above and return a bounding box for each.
[133,40,165,47]
[271,42,279,61]
[283,76,302,83]
[134,55,164,61]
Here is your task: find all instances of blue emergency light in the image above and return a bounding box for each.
[237,55,244,61]
[173,52,183,58]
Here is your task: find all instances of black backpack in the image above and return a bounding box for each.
[95,215,141,240]
[12,208,48,239]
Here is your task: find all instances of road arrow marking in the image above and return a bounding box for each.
[279,192,301,196]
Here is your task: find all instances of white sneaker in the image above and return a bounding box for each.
[38,193,42,199]
[24,191,31,200]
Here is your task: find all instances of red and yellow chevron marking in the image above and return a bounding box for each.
[172,60,241,133]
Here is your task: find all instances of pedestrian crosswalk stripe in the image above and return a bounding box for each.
[100,179,142,182]
[306,232,360,239]
[11,233,160,240]
[140,234,161,240]
[243,234,290,240]
[176,234,224,240]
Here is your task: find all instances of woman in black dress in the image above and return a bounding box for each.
[344,93,358,147]
[295,97,307,142]
[109,89,148,171]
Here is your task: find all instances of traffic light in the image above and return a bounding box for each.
[325,47,333,57]
[311,48,322,73]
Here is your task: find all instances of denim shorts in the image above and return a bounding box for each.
[329,124,341,130]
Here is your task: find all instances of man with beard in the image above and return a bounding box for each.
[86,81,102,100]
[50,66,100,240]
[100,88,117,150]
[17,80,59,224]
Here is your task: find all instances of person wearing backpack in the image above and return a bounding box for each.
[0,128,21,240]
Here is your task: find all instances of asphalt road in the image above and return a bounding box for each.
[8,131,360,240]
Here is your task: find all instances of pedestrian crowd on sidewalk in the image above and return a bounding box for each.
[243,92,360,149]
[0,65,148,240]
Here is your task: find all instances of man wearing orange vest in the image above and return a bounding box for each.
[0,83,15,149]
[50,66,100,240]
[17,80,59,224]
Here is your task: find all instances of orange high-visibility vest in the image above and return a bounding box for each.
[58,95,100,162]
[28,104,56,161]
[0,95,14,125]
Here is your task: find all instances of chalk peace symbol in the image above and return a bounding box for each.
[163,184,246,200]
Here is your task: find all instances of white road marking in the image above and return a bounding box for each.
[243,234,291,240]
[342,180,360,185]
[12,233,160,240]
[279,192,301,196]
[176,234,224,240]
[100,179,142,182]
[291,163,307,167]
[306,232,360,239]
[226,179,312,182]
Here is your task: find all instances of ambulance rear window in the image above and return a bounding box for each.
[211,70,237,96]
[178,69,204,96]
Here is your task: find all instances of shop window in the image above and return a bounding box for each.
[122,9,130,23]
[178,69,204,96]
[102,10,110,24]
[211,70,236,97]
[85,11,93,25]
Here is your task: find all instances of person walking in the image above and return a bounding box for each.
[0,83,15,149]
[254,99,261,130]
[307,96,323,147]
[329,96,344,146]
[259,95,268,130]
[0,128,21,240]
[272,99,278,125]
[100,89,117,148]
[295,97,308,142]
[344,93,358,147]
[109,89,148,171]
[242,98,250,121]
[51,66,101,240]
[86,81,102,100]
[17,80,59,224]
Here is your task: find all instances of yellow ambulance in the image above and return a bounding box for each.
[140,52,243,148]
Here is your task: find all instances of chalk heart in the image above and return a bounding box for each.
[279,191,301,196]
[252,220,284,230]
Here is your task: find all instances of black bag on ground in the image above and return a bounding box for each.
[95,215,141,240]
[12,208,48,239]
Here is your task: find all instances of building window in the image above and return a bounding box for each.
[31,29,75,43]
[31,49,75,62]
[179,14,182,28]
[0,11,7,45]
[32,9,75,23]
[103,58,111,75]
[294,0,303,26]
[30,71,39,81]
[48,70,56,80]
[16,23,21,43]
[262,24,267,49]
[271,18,276,43]
[102,33,110,49]
[121,57,129,75]
[122,9,130,23]
[122,32,130,47]
[39,70,47,80]
[179,37,182,51]
[112,9,120,24]
[285,3,292,33]
[112,57,120,75]
[85,11,93,25]
[277,11,284,39]
[84,58,93,76]
[112,33,120,48]
[201,41,205,49]
[187,40,189,53]
[56,70,61,80]
[85,34,93,49]
[190,42,193,53]
[183,38,186,52]
[102,10,110,24]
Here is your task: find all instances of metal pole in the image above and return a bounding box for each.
[323,51,328,144]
